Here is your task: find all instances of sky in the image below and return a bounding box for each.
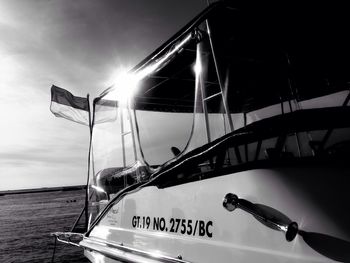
[0,0,206,190]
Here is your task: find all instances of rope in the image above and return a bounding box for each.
[51,236,57,263]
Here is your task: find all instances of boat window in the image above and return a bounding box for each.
[88,98,150,224]
[133,39,197,166]
[167,124,350,186]
[134,110,193,166]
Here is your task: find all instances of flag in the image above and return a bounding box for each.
[50,85,90,126]
[93,97,118,124]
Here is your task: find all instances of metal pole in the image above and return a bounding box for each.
[205,17,242,163]
[120,108,128,189]
[70,205,85,232]
[205,19,234,132]
[120,108,126,167]
[85,94,92,231]
[197,43,212,143]
[127,101,138,162]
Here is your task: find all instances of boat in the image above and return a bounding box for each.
[51,2,350,262]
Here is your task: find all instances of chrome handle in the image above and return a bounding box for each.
[223,193,298,242]
[51,232,83,247]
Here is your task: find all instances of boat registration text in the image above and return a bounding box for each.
[131,216,213,238]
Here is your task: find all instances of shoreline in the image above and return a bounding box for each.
[0,185,86,196]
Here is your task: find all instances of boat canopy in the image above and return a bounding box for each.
[102,1,350,113]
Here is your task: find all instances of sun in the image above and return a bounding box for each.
[105,69,140,106]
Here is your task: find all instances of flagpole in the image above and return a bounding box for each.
[50,85,94,232]
[85,93,93,230]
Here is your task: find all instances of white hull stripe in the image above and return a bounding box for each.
[80,237,191,263]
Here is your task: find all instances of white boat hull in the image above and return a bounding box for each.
[82,163,350,262]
